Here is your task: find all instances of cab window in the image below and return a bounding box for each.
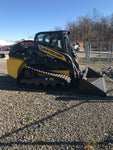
[35,33,63,51]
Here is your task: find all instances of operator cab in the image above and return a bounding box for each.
[34,30,72,55]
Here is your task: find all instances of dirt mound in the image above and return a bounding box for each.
[0,53,5,58]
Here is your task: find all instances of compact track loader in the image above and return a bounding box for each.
[7,30,107,96]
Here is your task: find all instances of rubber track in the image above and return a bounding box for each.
[21,66,71,84]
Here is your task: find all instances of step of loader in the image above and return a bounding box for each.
[78,67,107,96]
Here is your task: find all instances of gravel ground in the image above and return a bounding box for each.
[0,52,113,150]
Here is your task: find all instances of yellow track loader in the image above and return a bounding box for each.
[7,30,107,96]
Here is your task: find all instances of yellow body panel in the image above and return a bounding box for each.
[7,57,25,79]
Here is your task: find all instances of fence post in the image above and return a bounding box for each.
[99,41,102,59]
[86,42,90,59]
[107,41,111,61]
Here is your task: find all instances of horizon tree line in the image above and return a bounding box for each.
[55,9,113,45]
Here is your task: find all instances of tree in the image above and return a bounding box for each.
[65,9,113,44]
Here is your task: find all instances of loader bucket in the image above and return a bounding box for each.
[78,67,107,96]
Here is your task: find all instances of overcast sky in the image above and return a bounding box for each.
[1,0,113,41]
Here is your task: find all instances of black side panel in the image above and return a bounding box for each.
[9,40,34,59]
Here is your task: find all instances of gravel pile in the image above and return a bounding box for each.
[0,55,113,150]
